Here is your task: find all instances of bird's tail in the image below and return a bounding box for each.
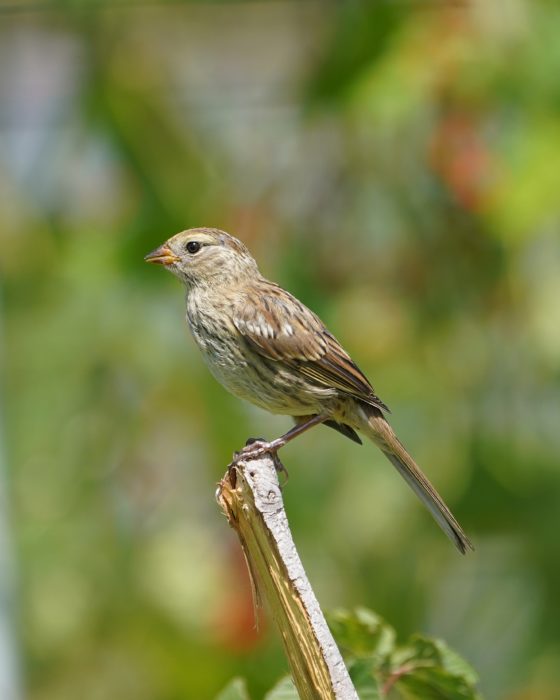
[361,409,473,554]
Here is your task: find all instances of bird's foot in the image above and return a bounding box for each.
[231,437,289,483]
[233,437,273,462]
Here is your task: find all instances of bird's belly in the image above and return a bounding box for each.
[207,352,333,415]
[193,336,331,416]
[186,310,337,415]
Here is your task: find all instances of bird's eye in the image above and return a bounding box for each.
[186,241,201,254]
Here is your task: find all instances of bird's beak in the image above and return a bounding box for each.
[144,244,180,266]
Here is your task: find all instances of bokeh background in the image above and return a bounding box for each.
[1,1,560,698]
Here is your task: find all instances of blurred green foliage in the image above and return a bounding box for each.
[1,1,560,699]
[333,607,480,700]
[219,608,481,699]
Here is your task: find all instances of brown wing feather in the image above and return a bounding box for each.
[233,284,389,412]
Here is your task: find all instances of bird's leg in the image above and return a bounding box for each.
[268,414,328,451]
[234,414,327,463]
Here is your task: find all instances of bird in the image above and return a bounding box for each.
[145,227,473,554]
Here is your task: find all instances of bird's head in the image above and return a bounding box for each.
[145,228,259,288]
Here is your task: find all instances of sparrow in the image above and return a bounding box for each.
[145,228,473,553]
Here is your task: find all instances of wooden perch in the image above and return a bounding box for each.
[216,451,358,700]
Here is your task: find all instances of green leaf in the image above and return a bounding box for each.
[264,676,299,700]
[389,634,481,699]
[397,666,481,700]
[328,607,396,660]
[392,635,478,686]
[215,678,251,700]
[431,638,479,687]
[347,658,382,700]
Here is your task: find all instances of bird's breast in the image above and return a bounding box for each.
[184,292,337,415]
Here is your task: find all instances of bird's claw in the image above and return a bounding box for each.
[245,436,265,446]
[229,438,289,485]
[233,438,271,463]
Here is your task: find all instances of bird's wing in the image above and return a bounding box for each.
[232,285,389,411]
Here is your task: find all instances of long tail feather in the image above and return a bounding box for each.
[364,411,473,554]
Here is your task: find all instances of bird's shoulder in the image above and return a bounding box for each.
[232,281,326,361]
[232,280,389,412]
